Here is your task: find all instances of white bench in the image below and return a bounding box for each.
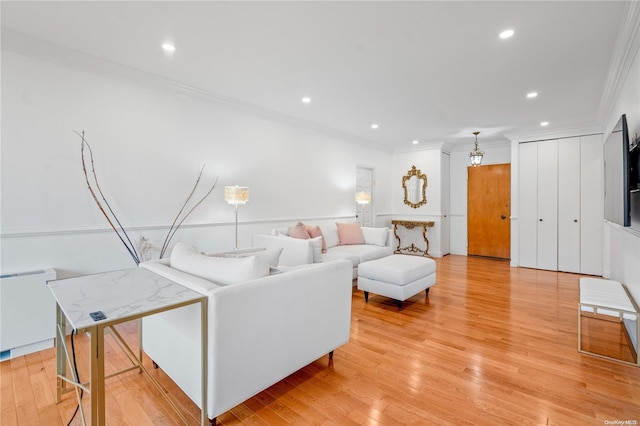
[579,277,639,366]
[357,255,436,310]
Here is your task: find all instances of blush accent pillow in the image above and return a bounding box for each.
[362,227,389,246]
[170,243,270,285]
[288,222,311,239]
[305,225,327,253]
[336,222,365,245]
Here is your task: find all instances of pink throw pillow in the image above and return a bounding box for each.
[305,225,327,253]
[336,222,365,245]
[288,222,310,239]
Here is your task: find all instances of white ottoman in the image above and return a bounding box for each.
[357,255,436,309]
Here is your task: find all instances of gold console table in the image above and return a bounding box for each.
[391,220,435,257]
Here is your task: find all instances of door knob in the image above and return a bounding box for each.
[574,219,578,223]
[539,219,543,222]
[501,215,507,220]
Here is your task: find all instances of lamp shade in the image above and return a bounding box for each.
[469,150,484,166]
[224,186,249,205]
[355,191,371,205]
[469,131,484,167]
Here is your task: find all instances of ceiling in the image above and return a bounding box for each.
[0,1,629,150]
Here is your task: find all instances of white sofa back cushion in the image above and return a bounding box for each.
[319,224,340,249]
[171,243,270,286]
[362,227,390,246]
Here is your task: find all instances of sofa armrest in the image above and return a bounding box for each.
[139,260,220,295]
[252,234,314,266]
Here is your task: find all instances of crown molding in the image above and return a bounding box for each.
[392,141,447,154]
[504,124,603,143]
[1,29,393,154]
[447,139,511,153]
[597,0,640,124]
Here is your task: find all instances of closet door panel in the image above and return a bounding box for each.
[558,137,581,273]
[580,134,604,275]
[518,142,538,268]
[536,139,558,271]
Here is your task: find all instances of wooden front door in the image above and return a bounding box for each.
[467,164,511,259]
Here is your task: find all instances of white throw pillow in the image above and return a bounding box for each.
[319,224,340,249]
[362,227,389,246]
[310,236,323,263]
[170,243,270,285]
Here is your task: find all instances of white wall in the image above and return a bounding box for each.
[0,52,392,277]
[387,148,444,256]
[603,44,640,304]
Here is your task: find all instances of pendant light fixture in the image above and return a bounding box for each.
[469,131,484,167]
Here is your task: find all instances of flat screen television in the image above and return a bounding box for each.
[603,114,630,227]
[630,138,640,230]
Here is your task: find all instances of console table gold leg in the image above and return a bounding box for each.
[393,223,401,254]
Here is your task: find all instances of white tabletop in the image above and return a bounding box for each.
[48,267,205,330]
[580,277,637,313]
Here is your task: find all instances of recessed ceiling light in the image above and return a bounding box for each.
[302,97,311,104]
[371,124,379,129]
[499,29,514,39]
[412,140,419,145]
[162,43,175,53]
[527,92,538,98]
[540,121,549,126]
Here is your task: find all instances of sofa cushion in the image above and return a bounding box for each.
[288,222,310,239]
[322,249,360,268]
[362,227,389,246]
[171,243,270,285]
[310,237,324,263]
[336,222,365,245]
[319,224,340,249]
[326,244,394,266]
[305,225,327,253]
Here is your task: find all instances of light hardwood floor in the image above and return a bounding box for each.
[2,255,640,425]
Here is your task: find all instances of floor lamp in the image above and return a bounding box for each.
[355,191,371,226]
[225,186,249,250]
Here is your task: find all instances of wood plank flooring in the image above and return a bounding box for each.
[2,255,640,425]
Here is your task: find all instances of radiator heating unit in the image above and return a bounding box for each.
[1,269,57,361]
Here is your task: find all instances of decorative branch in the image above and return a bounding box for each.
[78,130,140,265]
[159,168,219,258]
[76,130,217,264]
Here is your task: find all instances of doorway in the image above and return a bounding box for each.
[356,167,374,226]
[467,164,511,259]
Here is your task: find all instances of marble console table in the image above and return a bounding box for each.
[48,267,208,425]
[391,220,435,257]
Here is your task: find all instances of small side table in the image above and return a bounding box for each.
[579,277,639,366]
[391,220,435,257]
[48,267,209,425]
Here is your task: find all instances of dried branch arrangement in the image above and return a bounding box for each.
[77,130,218,265]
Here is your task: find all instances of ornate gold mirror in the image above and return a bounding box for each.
[402,165,427,208]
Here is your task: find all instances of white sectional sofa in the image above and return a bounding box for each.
[139,245,353,424]
[253,222,395,279]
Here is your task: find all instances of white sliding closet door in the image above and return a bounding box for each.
[518,142,538,269]
[536,139,559,271]
[558,137,581,273]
